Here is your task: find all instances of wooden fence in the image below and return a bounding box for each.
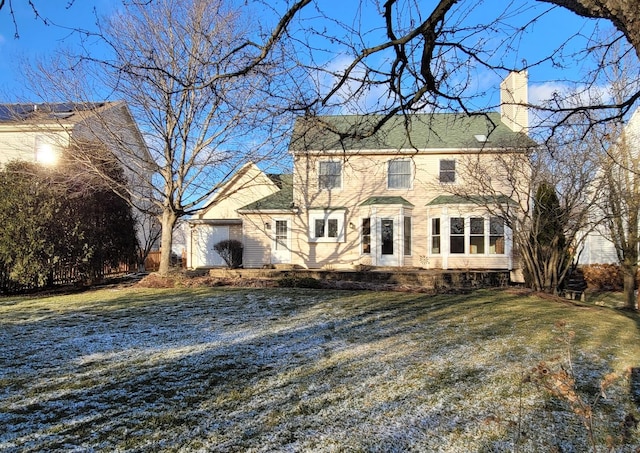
[144,250,186,272]
[0,260,135,295]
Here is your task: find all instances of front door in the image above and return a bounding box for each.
[271,219,291,264]
[378,218,398,266]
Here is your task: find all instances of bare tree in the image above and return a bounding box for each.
[441,131,600,293]
[588,44,640,309]
[269,0,640,137]
[13,0,640,280]
[26,0,305,276]
[598,120,640,309]
[11,1,639,121]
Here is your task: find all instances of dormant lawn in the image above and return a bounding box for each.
[1,285,639,452]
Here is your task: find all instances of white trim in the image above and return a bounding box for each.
[308,209,346,243]
[271,218,291,264]
[294,147,530,155]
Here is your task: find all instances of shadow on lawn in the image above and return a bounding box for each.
[619,306,640,410]
[1,287,638,451]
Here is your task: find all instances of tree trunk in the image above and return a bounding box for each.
[621,263,636,310]
[158,208,178,277]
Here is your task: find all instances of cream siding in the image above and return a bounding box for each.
[290,151,520,269]
[199,163,279,220]
[0,129,71,165]
[241,215,273,268]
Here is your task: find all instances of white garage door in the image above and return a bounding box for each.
[194,225,230,267]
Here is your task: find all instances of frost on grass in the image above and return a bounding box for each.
[0,288,638,452]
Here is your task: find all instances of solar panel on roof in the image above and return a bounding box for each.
[0,102,108,122]
[50,103,76,113]
[0,104,35,121]
[0,106,13,121]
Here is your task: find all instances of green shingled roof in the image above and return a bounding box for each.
[360,196,414,207]
[240,174,293,211]
[426,195,516,206]
[290,113,536,152]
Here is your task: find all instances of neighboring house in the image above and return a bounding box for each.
[0,102,147,167]
[577,107,640,266]
[0,101,157,252]
[188,72,535,271]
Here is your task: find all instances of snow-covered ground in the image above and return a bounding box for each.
[0,287,638,452]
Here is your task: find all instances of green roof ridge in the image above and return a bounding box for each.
[290,113,536,152]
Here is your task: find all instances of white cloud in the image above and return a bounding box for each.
[530,81,614,108]
[315,53,395,114]
[529,82,571,105]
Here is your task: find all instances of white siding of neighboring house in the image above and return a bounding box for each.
[0,128,71,166]
[576,108,640,266]
[577,232,618,265]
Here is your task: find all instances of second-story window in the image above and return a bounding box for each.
[318,161,342,189]
[439,159,456,183]
[388,159,411,189]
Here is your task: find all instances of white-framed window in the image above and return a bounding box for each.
[431,218,441,254]
[489,217,505,254]
[450,217,465,254]
[275,220,288,250]
[404,216,412,256]
[309,209,345,242]
[470,217,485,254]
[362,218,371,254]
[318,161,342,189]
[434,216,508,256]
[439,159,456,183]
[388,159,412,189]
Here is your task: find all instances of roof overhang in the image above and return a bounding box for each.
[236,209,298,215]
[187,219,243,226]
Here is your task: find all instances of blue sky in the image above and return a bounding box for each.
[0,1,117,99]
[0,1,621,107]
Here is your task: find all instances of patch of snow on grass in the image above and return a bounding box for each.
[0,288,638,452]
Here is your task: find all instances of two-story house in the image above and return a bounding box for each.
[0,101,157,254]
[188,71,535,271]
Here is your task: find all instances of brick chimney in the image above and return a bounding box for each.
[500,71,528,134]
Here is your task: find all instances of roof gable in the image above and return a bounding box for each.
[239,174,294,211]
[290,113,536,152]
[360,196,414,207]
[197,162,280,218]
[426,195,516,206]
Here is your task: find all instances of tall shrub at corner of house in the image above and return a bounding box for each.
[57,152,138,281]
[213,239,243,268]
[0,161,60,287]
[0,157,138,290]
[522,181,571,293]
